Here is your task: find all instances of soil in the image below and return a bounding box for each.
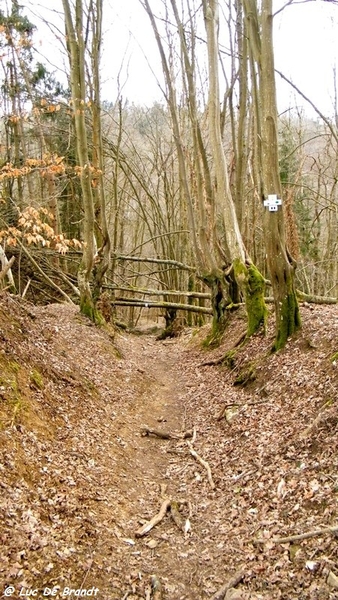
[0,292,338,600]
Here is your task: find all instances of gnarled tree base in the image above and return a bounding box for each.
[203,260,267,348]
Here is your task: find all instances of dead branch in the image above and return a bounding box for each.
[151,574,163,600]
[114,299,212,315]
[106,284,210,299]
[141,426,193,440]
[113,254,196,272]
[135,499,171,537]
[297,290,337,305]
[272,525,338,545]
[187,441,215,490]
[16,239,74,304]
[210,569,245,600]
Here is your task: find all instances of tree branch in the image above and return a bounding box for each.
[187,441,216,490]
[273,525,338,545]
[276,70,338,144]
[112,254,196,271]
[114,299,213,314]
[210,569,245,600]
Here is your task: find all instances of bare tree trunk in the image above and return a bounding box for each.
[244,0,301,349]
[62,0,101,322]
[89,0,111,305]
[143,0,267,341]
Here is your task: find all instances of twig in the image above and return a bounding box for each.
[210,568,245,600]
[141,426,193,440]
[187,441,215,490]
[191,427,197,444]
[79,558,93,593]
[272,525,338,545]
[21,278,31,299]
[135,499,171,537]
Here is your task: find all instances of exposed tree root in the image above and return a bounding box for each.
[135,498,191,538]
[210,568,245,600]
[187,441,216,490]
[272,525,338,545]
[135,499,171,538]
[141,426,193,439]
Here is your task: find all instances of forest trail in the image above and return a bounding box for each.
[0,299,226,599]
[1,295,338,599]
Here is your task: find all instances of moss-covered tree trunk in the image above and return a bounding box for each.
[244,0,301,350]
[203,0,267,341]
[144,0,266,343]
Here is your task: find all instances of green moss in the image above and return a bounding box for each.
[30,369,43,389]
[233,259,267,338]
[80,295,105,326]
[331,352,338,363]
[272,291,301,352]
[222,349,237,368]
[234,363,256,386]
[9,396,24,426]
[246,264,268,337]
[9,361,20,374]
[202,316,227,348]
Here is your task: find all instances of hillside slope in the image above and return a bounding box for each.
[0,292,338,599]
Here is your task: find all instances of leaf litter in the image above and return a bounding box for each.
[0,293,337,599]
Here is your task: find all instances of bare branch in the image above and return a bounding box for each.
[276,69,338,144]
[112,254,196,271]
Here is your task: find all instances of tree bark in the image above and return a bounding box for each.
[244,0,301,349]
[203,0,267,339]
[89,0,111,303]
[62,0,101,322]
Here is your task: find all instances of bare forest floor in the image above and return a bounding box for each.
[1,293,338,600]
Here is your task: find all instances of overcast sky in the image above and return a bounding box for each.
[23,0,338,118]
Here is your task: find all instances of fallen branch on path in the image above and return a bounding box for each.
[135,499,171,537]
[187,440,215,490]
[135,497,192,538]
[210,568,245,600]
[271,525,338,545]
[141,426,193,440]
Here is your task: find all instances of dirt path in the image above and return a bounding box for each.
[2,298,338,600]
[98,334,203,599]
[1,301,211,599]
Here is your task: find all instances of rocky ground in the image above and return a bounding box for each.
[0,292,338,600]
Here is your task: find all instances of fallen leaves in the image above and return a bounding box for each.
[0,298,338,598]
